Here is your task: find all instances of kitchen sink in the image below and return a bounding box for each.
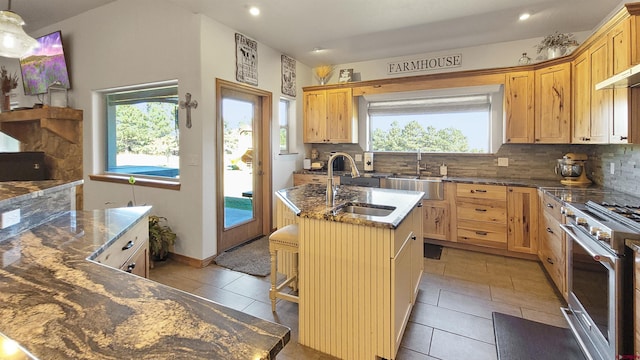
[333,202,396,217]
[381,176,444,200]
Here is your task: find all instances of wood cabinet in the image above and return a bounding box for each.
[410,203,424,303]
[534,63,571,143]
[635,250,640,356]
[505,71,535,143]
[538,191,566,298]
[456,183,508,249]
[303,88,357,143]
[93,216,150,278]
[570,35,611,144]
[507,187,539,254]
[609,18,632,143]
[293,173,340,186]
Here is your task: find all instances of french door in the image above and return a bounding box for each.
[216,79,272,253]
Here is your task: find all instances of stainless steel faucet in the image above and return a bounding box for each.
[327,152,360,206]
[417,149,422,175]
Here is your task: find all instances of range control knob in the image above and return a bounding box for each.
[596,231,611,241]
[576,217,588,226]
[561,207,575,218]
[589,226,600,235]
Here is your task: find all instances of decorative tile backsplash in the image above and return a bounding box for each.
[311,143,640,196]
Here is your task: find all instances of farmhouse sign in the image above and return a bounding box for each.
[387,54,462,75]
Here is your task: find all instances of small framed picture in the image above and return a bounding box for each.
[339,68,353,83]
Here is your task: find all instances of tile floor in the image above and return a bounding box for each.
[149,246,568,360]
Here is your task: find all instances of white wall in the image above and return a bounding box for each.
[0,0,310,260]
[323,31,592,84]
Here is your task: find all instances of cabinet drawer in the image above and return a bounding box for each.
[457,219,507,249]
[457,199,507,224]
[539,237,565,292]
[95,218,148,269]
[456,183,506,201]
[541,192,563,221]
[540,212,564,257]
[121,242,149,278]
[293,173,340,186]
[393,208,415,257]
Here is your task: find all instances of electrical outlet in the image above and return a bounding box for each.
[497,157,509,167]
[355,154,362,162]
[610,162,615,175]
[1,209,20,229]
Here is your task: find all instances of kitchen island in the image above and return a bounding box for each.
[0,184,290,359]
[276,184,424,360]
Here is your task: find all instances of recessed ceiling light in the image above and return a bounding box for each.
[519,13,530,21]
[249,6,260,16]
[312,47,324,53]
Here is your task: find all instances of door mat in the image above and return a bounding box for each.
[213,236,270,277]
[424,243,443,260]
[492,312,585,360]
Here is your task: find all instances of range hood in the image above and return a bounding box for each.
[595,63,640,89]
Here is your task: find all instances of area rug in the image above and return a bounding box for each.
[492,312,585,360]
[424,243,443,260]
[213,236,270,276]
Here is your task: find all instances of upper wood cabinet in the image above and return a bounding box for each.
[534,63,571,143]
[572,38,611,144]
[505,71,534,143]
[303,88,358,143]
[609,18,632,143]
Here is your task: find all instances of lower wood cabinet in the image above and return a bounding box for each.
[537,191,566,298]
[423,182,455,241]
[94,216,150,278]
[456,183,508,249]
[507,186,539,254]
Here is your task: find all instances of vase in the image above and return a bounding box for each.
[547,47,563,59]
[1,94,9,112]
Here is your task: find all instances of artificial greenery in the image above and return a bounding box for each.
[535,32,578,54]
[149,215,177,260]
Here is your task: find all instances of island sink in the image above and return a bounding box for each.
[335,202,396,217]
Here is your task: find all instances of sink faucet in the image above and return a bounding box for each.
[327,152,360,206]
[416,149,424,175]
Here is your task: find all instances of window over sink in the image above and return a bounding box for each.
[364,85,503,154]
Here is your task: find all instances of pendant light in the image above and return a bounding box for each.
[0,0,37,58]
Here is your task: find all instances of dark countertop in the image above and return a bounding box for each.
[0,180,83,207]
[0,207,290,360]
[276,183,423,228]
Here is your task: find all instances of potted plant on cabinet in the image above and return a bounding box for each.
[149,215,177,262]
[535,32,579,59]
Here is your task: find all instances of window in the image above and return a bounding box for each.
[366,86,503,154]
[279,98,290,154]
[105,84,179,179]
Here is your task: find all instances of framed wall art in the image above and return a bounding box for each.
[281,55,296,97]
[339,68,353,83]
[235,33,258,86]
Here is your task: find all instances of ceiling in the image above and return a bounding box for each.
[10,0,625,66]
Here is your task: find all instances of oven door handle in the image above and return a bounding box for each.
[560,224,616,267]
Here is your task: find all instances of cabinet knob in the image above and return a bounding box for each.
[546,257,554,265]
[546,227,554,234]
[122,240,134,251]
[126,263,136,273]
[620,136,628,140]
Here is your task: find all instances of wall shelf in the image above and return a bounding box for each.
[0,106,83,144]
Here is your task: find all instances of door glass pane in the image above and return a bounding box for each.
[222,98,254,228]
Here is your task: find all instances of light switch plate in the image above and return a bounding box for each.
[497,158,509,167]
[610,162,615,175]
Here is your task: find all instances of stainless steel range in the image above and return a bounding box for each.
[560,200,640,360]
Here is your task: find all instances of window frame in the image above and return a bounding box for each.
[278,97,292,154]
[363,85,504,154]
[103,82,180,181]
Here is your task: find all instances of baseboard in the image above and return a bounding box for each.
[168,252,216,268]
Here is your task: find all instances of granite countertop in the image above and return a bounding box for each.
[0,207,289,360]
[276,183,423,228]
[0,180,83,207]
